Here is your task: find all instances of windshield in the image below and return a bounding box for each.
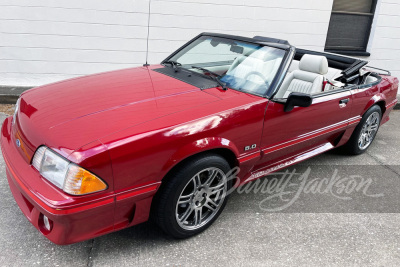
[167,36,286,96]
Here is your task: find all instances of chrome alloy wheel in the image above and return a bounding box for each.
[358,111,380,150]
[175,167,227,231]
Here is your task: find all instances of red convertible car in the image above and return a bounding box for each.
[1,33,398,244]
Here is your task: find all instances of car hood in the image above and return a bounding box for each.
[17,66,222,158]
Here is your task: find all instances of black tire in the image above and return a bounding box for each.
[344,105,382,155]
[152,154,232,239]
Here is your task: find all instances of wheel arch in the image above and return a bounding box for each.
[158,137,240,184]
[150,143,240,220]
[167,147,237,181]
[374,100,386,115]
[363,95,386,116]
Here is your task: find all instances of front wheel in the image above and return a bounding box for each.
[344,105,382,155]
[152,154,231,238]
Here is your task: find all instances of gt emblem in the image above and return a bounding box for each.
[244,144,257,151]
[16,139,21,147]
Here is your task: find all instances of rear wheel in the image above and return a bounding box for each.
[344,105,382,155]
[152,154,231,238]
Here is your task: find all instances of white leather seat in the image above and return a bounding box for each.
[288,60,300,73]
[324,67,342,91]
[225,48,283,87]
[275,54,329,98]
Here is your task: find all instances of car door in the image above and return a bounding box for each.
[253,89,353,172]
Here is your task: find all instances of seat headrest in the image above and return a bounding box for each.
[299,54,328,75]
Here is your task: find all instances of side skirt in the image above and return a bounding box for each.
[241,142,334,184]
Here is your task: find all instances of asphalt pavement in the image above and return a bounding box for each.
[0,111,399,267]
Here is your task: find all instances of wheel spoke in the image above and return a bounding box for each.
[193,174,201,189]
[204,202,216,212]
[214,190,221,202]
[194,208,202,225]
[204,169,218,185]
[208,198,218,208]
[210,182,225,195]
[178,193,193,205]
[365,117,370,126]
[371,113,378,123]
[179,205,194,223]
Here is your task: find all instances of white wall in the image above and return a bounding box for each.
[0,0,398,87]
[0,0,149,86]
[147,0,333,64]
[365,0,400,79]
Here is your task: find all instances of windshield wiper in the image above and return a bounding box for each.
[163,60,181,72]
[191,65,227,90]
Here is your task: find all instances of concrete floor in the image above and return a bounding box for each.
[0,111,399,267]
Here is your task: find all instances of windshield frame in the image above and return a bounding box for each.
[161,32,295,99]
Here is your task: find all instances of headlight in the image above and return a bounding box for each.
[32,146,107,195]
[13,98,21,124]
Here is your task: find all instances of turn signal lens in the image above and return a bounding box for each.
[63,165,107,195]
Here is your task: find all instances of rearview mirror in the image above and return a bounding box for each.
[230,45,244,54]
[284,92,312,112]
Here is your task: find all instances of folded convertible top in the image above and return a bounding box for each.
[253,35,366,73]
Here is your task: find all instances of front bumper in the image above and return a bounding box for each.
[1,116,115,245]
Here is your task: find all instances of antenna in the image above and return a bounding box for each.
[143,0,151,67]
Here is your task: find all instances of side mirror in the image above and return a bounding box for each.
[284,92,312,112]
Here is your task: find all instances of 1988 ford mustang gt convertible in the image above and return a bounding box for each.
[1,33,398,244]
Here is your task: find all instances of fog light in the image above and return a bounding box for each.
[39,213,53,234]
[43,215,51,231]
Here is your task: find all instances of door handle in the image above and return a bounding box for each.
[339,98,349,108]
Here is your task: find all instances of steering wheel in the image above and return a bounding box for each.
[243,71,270,89]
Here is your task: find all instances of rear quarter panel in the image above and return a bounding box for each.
[350,75,398,122]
